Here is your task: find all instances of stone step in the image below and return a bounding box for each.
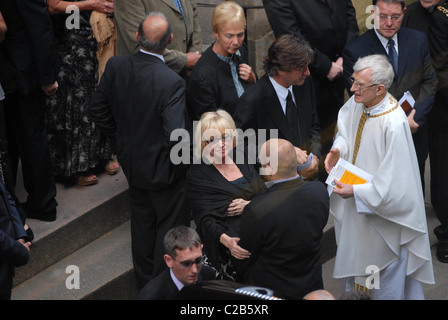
[11,220,137,300]
[12,169,131,288]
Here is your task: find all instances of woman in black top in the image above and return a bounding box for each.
[187,1,256,121]
[186,110,264,281]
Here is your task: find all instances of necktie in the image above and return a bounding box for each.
[387,39,398,75]
[286,91,300,145]
[172,0,188,51]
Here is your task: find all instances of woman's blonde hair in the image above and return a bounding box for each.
[211,1,246,33]
[194,109,238,160]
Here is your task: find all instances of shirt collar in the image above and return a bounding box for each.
[268,76,294,102]
[264,174,300,189]
[374,29,398,53]
[140,49,165,62]
[170,268,184,291]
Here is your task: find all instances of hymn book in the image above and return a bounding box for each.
[325,158,373,195]
[398,91,415,114]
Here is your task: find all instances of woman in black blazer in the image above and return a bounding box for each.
[186,110,265,281]
[186,1,256,121]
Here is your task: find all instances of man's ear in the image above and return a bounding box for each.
[376,84,386,96]
[164,254,174,268]
[168,33,173,45]
[136,31,140,43]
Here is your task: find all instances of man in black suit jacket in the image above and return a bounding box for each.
[403,0,448,263]
[89,12,191,290]
[234,35,321,180]
[136,226,215,300]
[343,0,438,191]
[234,139,329,299]
[262,0,359,158]
[0,0,59,222]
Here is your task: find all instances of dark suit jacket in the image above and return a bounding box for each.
[89,52,188,191]
[262,0,359,80]
[0,181,29,299]
[234,75,321,157]
[187,44,254,120]
[343,28,437,126]
[234,177,329,299]
[136,265,216,300]
[0,0,57,95]
[186,152,265,270]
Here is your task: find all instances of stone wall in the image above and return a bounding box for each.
[195,0,417,76]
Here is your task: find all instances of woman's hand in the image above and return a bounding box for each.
[239,63,256,83]
[220,234,250,260]
[226,198,249,216]
[91,0,114,15]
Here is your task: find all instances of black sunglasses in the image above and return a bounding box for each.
[177,256,203,269]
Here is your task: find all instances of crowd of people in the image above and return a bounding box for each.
[0,0,447,301]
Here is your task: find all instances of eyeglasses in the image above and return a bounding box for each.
[176,256,203,269]
[350,77,379,92]
[378,14,403,21]
[204,134,233,145]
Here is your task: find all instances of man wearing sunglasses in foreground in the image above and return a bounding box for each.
[136,226,215,300]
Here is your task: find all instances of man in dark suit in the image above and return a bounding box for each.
[234,139,329,299]
[343,0,438,191]
[262,0,359,162]
[234,35,321,180]
[0,0,59,222]
[89,12,191,290]
[403,0,448,263]
[136,226,215,300]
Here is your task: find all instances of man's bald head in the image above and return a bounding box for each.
[137,12,172,53]
[259,139,298,180]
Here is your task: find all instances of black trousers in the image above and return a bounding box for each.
[4,91,57,215]
[129,177,190,290]
[428,87,448,243]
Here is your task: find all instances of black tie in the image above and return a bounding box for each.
[388,39,398,75]
[286,91,300,145]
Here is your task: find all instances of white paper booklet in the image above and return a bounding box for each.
[325,158,373,195]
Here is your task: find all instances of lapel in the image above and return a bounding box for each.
[368,30,388,56]
[396,29,409,78]
[261,77,298,145]
[162,0,181,14]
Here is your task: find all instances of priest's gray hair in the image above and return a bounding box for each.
[353,54,394,89]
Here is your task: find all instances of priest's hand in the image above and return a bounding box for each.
[332,179,354,199]
[324,148,340,173]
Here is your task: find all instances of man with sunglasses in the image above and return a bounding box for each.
[342,0,437,193]
[136,226,215,300]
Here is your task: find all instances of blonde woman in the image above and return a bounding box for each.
[186,110,264,281]
[187,1,256,121]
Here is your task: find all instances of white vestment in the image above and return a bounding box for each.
[329,93,434,297]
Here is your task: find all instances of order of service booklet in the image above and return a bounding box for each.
[325,158,373,195]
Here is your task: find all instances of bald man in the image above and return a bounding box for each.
[90,12,190,290]
[234,139,329,299]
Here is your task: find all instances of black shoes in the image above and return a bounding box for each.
[436,242,448,263]
[21,202,57,222]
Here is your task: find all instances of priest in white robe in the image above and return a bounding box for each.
[325,54,434,300]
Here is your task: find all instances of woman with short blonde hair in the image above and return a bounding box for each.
[187,110,264,281]
[187,1,256,121]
